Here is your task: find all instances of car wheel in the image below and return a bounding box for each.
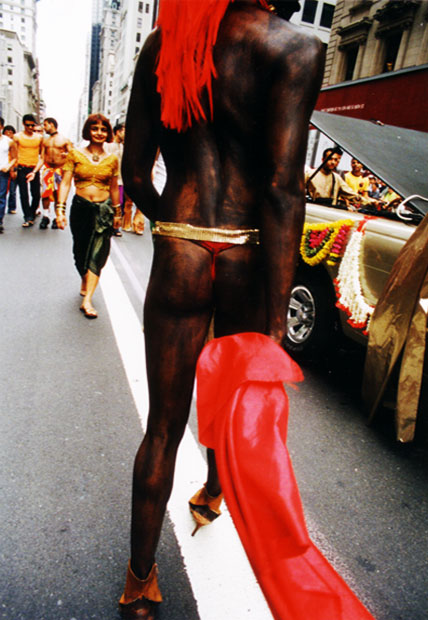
[286,271,338,361]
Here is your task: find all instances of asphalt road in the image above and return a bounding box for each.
[0,207,427,620]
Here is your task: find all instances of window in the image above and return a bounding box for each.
[382,31,402,72]
[138,1,143,12]
[8,68,12,75]
[137,17,142,27]
[145,3,149,13]
[8,56,12,62]
[136,32,141,42]
[135,47,139,55]
[344,46,358,81]
[302,0,318,24]
[320,3,334,29]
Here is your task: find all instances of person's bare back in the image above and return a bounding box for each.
[125,3,323,231]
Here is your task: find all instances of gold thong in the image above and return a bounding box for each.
[152,221,260,245]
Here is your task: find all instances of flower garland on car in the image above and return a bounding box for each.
[334,218,375,334]
[300,219,354,266]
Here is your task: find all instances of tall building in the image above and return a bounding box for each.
[110,0,157,123]
[317,0,428,131]
[97,0,122,118]
[87,0,158,123]
[88,0,105,112]
[0,0,38,55]
[0,0,40,124]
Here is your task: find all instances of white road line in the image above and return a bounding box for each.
[100,259,273,620]
[111,238,147,302]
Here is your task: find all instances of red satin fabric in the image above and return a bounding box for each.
[196,333,374,620]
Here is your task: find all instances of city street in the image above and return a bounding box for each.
[1,207,427,620]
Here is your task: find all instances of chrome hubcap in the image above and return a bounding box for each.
[287,285,316,344]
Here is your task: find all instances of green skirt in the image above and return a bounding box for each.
[69,194,114,277]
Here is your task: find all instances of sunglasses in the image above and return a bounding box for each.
[25,123,36,127]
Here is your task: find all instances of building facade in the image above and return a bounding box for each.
[316,0,428,131]
[290,0,336,45]
[0,0,40,125]
[0,0,38,55]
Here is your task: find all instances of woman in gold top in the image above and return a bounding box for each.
[56,114,121,318]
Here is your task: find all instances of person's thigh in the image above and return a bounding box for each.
[213,245,266,337]
[143,237,214,440]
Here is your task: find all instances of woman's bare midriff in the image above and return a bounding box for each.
[75,186,110,203]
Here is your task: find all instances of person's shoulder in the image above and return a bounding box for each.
[57,133,70,144]
[138,28,161,67]
[272,22,323,65]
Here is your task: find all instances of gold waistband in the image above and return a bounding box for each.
[152,221,260,245]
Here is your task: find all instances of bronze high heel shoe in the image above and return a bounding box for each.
[119,562,162,619]
[189,485,224,536]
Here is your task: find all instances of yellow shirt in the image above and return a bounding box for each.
[63,149,119,190]
[344,172,370,196]
[16,132,42,167]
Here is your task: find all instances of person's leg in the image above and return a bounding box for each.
[29,171,41,222]
[122,193,133,231]
[7,177,17,213]
[0,172,9,229]
[133,208,145,235]
[204,244,266,495]
[17,166,31,223]
[40,197,51,228]
[128,238,213,580]
[80,270,99,318]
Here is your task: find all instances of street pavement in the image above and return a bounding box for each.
[0,206,427,620]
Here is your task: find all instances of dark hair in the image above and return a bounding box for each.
[3,125,16,134]
[113,122,125,134]
[23,113,37,124]
[44,117,58,129]
[82,114,113,143]
[0,117,4,127]
[323,146,343,159]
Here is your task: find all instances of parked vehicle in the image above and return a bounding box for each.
[286,112,428,360]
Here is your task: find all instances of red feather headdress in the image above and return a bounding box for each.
[155,0,271,132]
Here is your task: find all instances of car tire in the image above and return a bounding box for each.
[286,269,338,362]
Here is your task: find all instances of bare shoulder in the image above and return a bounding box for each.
[136,28,160,75]
[264,19,324,80]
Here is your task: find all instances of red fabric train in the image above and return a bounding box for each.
[196,332,375,620]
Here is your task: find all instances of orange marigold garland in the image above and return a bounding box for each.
[300,220,354,267]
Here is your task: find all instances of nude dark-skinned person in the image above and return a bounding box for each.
[119,1,324,617]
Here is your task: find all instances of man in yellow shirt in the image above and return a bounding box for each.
[13,114,44,227]
[343,158,370,199]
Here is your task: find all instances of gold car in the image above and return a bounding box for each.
[286,112,428,360]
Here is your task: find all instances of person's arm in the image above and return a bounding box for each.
[1,139,16,172]
[122,32,161,221]
[110,168,121,229]
[56,169,73,229]
[261,33,325,348]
